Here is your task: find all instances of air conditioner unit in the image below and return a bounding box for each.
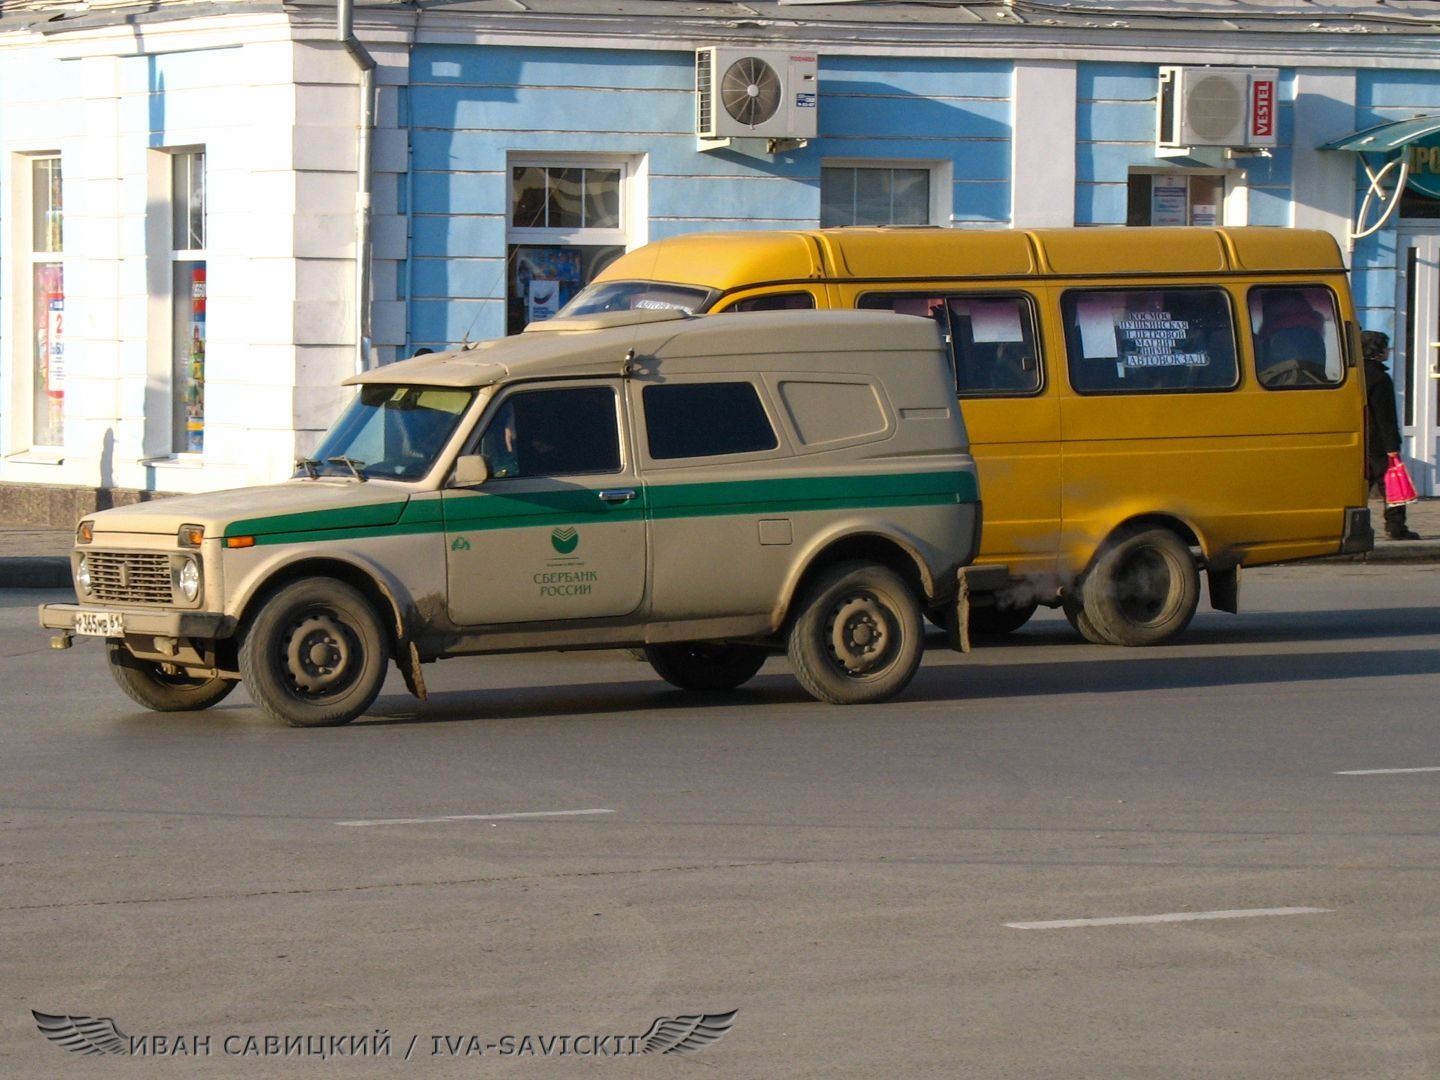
[696,47,818,142]
[1157,66,1279,149]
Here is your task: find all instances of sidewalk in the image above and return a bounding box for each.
[4,500,1438,591]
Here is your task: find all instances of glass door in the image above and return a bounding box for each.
[1396,231,1440,495]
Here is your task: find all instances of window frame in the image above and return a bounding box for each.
[820,158,949,228]
[24,153,65,453]
[1060,285,1242,396]
[472,384,625,480]
[857,290,1046,399]
[1126,168,1243,228]
[640,380,780,462]
[169,148,207,455]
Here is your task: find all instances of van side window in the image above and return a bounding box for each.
[1248,286,1343,388]
[720,292,817,312]
[479,386,620,478]
[643,382,778,459]
[858,292,1042,396]
[1062,287,1239,394]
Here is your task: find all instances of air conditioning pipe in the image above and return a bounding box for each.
[338,0,375,373]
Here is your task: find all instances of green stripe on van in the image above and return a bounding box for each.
[225,470,976,546]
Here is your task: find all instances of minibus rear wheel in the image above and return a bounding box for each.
[1061,588,1111,645]
[1083,527,1200,647]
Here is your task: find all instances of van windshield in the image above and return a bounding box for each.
[300,385,476,481]
[557,280,713,318]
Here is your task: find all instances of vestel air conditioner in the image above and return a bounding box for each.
[696,47,818,142]
[1157,66,1279,149]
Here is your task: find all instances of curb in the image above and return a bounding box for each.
[0,557,72,590]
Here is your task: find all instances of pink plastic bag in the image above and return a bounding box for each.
[1384,455,1419,506]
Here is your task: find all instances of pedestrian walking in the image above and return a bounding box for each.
[1363,330,1421,540]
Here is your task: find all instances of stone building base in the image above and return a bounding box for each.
[0,482,179,528]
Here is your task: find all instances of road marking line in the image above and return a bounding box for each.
[335,808,615,827]
[1005,907,1329,930]
[1335,766,1440,776]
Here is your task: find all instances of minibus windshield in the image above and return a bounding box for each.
[558,280,712,318]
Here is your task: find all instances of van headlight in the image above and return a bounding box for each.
[76,556,94,596]
[175,558,201,603]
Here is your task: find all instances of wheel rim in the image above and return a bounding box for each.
[1113,547,1176,624]
[825,592,898,677]
[280,611,359,698]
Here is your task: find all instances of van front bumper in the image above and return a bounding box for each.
[38,603,233,641]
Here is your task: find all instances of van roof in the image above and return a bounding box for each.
[347,308,945,389]
[591,226,1346,292]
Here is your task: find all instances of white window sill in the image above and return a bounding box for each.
[4,449,65,465]
[140,455,204,469]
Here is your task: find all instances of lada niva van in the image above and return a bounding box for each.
[40,309,983,726]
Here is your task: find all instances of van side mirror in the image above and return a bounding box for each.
[451,454,489,487]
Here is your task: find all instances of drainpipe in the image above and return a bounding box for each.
[338,0,376,373]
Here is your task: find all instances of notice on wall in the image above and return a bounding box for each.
[528,279,560,324]
[965,301,1025,344]
[1116,310,1209,368]
[1150,175,1189,227]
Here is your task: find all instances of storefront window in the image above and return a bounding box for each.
[31,156,64,447]
[1127,172,1225,227]
[172,151,206,453]
[507,160,627,334]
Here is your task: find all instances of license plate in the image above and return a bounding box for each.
[74,611,125,637]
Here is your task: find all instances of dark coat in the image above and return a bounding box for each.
[1365,358,1401,483]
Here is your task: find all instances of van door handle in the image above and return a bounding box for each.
[598,488,637,504]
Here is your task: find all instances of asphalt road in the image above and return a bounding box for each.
[2,562,1440,1079]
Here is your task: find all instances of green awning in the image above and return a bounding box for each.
[1321,115,1440,153]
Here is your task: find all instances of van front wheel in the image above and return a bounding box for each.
[1083,527,1200,647]
[787,562,924,705]
[644,642,769,691]
[239,578,390,727]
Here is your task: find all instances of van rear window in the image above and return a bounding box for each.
[643,383,778,459]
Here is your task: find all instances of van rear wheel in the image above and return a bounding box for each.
[644,642,769,692]
[1083,527,1200,647]
[107,643,238,712]
[239,578,390,727]
[787,562,924,705]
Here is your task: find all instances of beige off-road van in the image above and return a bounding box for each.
[40,309,983,726]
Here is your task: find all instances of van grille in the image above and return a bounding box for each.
[87,551,174,605]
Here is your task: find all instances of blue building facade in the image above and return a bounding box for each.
[3,0,1440,510]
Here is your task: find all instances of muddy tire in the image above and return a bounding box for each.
[644,642,769,691]
[107,643,238,712]
[239,578,389,727]
[787,561,924,705]
[1082,527,1200,647]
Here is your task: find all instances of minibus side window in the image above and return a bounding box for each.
[719,292,817,312]
[1248,286,1344,388]
[858,292,1042,396]
[1062,287,1239,394]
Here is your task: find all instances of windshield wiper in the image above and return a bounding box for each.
[326,456,368,481]
[295,457,320,479]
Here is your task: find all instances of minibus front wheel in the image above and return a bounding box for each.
[1083,527,1200,647]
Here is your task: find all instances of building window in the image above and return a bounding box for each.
[1127,172,1225,227]
[507,160,628,334]
[821,166,932,227]
[30,156,64,448]
[171,150,206,453]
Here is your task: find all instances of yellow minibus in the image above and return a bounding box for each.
[560,227,1373,645]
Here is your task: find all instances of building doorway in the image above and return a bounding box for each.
[1394,228,1440,495]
